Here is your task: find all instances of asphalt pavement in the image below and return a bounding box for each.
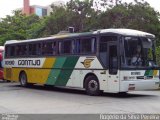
[0,81,160,114]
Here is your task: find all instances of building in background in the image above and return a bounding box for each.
[22,0,65,17]
[22,0,47,17]
[31,5,47,17]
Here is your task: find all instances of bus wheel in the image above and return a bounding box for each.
[85,76,101,96]
[19,72,28,87]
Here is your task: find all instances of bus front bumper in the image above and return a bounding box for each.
[120,80,160,92]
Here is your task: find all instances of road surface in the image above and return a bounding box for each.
[0,81,160,114]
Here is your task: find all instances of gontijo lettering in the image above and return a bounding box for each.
[18,60,40,66]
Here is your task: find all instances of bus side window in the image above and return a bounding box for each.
[52,41,57,55]
[17,45,20,56]
[72,40,76,54]
[5,46,9,58]
[64,40,72,54]
[29,44,37,56]
[10,46,15,57]
[58,42,62,54]
[92,38,96,53]
[37,43,41,55]
[99,41,108,67]
[42,42,53,55]
[109,45,118,74]
[80,37,96,54]
[42,43,47,55]
[99,36,117,68]
[75,39,80,54]
[58,40,72,54]
[18,45,27,56]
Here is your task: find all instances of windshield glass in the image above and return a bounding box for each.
[122,36,157,68]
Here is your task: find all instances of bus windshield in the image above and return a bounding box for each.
[122,36,157,68]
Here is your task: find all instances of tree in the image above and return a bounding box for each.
[43,0,97,35]
[97,0,160,42]
[43,5,69,35]
[66,0,96,32]
[0,10,42,45]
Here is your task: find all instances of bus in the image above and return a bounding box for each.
[3,29,160,95]
[0,46,4,79]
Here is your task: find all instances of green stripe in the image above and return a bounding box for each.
[149,70,153,76]
[54,57,67,68]
[144,70,154,76]
[55,56,79,86]
[144,70,150,76]
[46,56,79,86]
[46,57,66,85]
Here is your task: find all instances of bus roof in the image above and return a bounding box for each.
[5,29,155,45]
[99,29,155,38]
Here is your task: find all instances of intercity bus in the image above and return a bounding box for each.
[3,29,160,95]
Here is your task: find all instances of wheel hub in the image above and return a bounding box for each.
[88,80,98,91]
[21,74,26,85]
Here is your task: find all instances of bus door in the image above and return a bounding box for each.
[107,42,119,92]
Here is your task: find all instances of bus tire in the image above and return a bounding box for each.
[118,92,127,96]
[19,72,28,87]
[85,75,101,96]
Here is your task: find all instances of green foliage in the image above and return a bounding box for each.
[0,0,160,64]
[156,46,160,65]
[0,0,159,41]
[0,10,42,45]
[43,5,69,35]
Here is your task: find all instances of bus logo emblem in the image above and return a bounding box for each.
[81,59,94,68]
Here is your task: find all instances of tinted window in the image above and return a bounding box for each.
[59,40,72,54]
[109,45,118,74]
[10,46,15,57]
[80,38,96,54]
[6,46,16,58]
[42,41,57,55]
[29,43,41,56]
[99,36,117,68]
[16,44,27,56]
[99,40,108,67]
